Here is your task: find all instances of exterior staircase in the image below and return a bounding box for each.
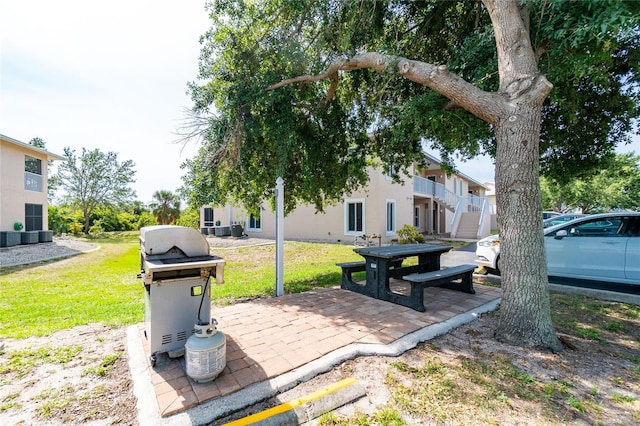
[413,175,490,239]
[454,212,480,239]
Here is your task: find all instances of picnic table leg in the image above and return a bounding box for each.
[377,258,391,299]
[418,252,440,272]
[341,263,377,298]
[381,283,427,312]
[437,271,476,294]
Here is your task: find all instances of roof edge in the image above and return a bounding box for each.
[422,151,488,189]
[0,133,65,161]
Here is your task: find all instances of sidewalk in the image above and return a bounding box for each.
[127,282,501,425]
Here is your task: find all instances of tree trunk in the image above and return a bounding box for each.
[487,0,563,351]
[493,105,562,350]
[83,213,91,234]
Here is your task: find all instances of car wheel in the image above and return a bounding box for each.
[495,256,502,275]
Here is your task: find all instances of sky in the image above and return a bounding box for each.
[1,1,636,204]
[1,1,212,204]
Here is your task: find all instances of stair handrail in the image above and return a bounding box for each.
[467,194,485,212]
[450,198,463,237]
[477,196,493,238]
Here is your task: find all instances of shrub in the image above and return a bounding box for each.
[68,222,84,235]
[397,224,425,244]
[136,212,158,229]
[174,209,200,229]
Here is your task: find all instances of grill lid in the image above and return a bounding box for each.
[140,225,209,257]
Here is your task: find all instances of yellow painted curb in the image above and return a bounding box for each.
[224,377,358,426]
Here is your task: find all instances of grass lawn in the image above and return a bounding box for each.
[0,233,364,338]
[1,233,639,424]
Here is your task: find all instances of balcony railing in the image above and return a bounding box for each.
[413,175,488,213]
[413,176,457,208]
[413,175,492,237]
[24,172,43,192]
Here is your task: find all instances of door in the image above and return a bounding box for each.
[545,216,627,280]
[624,216,640,281]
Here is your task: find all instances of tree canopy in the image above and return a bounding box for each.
[182,0,639,211]
[542,152,640,213]
[55,147,136,234]
[181,0,639,350]
[149,190,181,225]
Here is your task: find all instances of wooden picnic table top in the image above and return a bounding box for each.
[353,243,452,259]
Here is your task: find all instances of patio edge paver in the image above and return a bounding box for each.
[127,296,501,426]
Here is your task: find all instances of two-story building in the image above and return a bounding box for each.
[1,134,64,245]
[200,153,492,244]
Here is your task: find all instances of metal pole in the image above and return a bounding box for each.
[275,177,284,296]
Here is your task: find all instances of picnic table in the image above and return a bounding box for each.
[337,244,476,311]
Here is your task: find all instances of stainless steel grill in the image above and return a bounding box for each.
[138,225,225,365]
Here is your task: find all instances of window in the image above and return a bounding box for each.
[25,204,43,231]
[247,211,262,232]
[554,217,624,238]
[453,177,457,195]
[569,217,622,237]
[385,165,396,181]
[25,156,42,175]
[624,217,640,237]
[203,207,214,227]
[24,156,43,192]
[459,179,463,195]
[386,200,396,234]
[344,199,364,235]
[414,206,420,228]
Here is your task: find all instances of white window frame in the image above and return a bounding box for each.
[344,198,365,236]
[386,199,396,235]
[247,210,263,232]
[385,165,396,181]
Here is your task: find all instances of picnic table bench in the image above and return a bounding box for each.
[401,264,476,312]
[337,244,477,312]
[336,258,404,291]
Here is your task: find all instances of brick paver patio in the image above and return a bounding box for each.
[135,283,501,417]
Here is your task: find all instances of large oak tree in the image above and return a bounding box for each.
[183,0,639,350]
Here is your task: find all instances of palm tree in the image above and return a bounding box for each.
[149,190,181,225]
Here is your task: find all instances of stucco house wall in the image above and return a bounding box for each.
[201,154,489,243]
[0,134,64,232]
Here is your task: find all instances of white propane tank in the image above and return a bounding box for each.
[185,320,226,383]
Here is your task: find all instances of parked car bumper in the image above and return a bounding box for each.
[475,236,500,270]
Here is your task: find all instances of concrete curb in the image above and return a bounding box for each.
[226,378,366,426]
[548,283,640,305]
[127,298,501,426]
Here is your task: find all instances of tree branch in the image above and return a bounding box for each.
[266,52,504,123]
[265,59,346,91]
